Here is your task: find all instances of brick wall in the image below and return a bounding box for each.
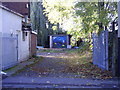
[31,32,37,56]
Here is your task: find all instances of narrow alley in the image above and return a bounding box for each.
[2,49,119,88]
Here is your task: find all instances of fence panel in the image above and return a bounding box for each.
[93,30,108,70]
[0,32,1,89]
[1,33,18,70]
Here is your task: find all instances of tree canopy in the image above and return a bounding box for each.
[42,1,117,39]
[30,0,118,46]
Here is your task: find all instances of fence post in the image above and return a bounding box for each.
[105,30,108,70]
[117,1,120,77]
[111,21,118,76]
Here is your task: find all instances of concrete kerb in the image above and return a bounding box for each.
[3,59,36,77]
[2,76,120,88]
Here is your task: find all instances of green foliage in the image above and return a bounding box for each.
[43,1,117,35]
[38,49,65,53]
[30,1,52,47]
[3,65,17,72]
[75,2,117,34]
[31,0,117,47]
[32,55,39,59]
[52,26,57,31]
[13,56,44,76]
[43,0,74,24]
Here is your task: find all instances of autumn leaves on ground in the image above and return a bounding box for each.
[15,48,112,80]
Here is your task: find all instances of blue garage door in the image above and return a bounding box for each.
[52,36,67,48]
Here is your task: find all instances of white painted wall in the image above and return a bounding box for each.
[1,7,30,62]
[17,31,30,62]
[2,8,22,34]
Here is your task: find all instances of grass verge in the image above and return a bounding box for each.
[12,56,44,76]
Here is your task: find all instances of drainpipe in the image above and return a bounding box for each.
[118,1,120,77]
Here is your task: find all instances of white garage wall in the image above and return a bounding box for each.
[17,31,30,62]
[2,8,22,34]
[1,6,30,62]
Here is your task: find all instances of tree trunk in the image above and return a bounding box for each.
[98,2,104,33]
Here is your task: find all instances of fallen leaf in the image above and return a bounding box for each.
[46,81,50,83]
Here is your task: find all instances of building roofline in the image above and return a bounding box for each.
[0,5,24,17]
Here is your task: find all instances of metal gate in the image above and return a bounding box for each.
[1,33,18,70]
[92,30,108,70]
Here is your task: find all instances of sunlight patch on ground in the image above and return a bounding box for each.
[56,51,92,66]
[16,49,113,80]
[37,55,56,58]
